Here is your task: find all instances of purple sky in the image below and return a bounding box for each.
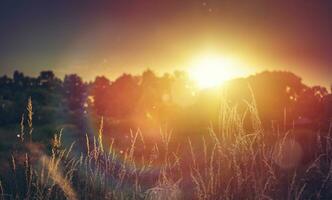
[1,0,332,87]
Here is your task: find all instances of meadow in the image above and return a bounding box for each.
[1,93,332,200]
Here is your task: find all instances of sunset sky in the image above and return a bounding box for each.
[1,0,332,87]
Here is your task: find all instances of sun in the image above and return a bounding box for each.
[188,54,249,89]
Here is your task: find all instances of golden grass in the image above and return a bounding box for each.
[1,96,332,199]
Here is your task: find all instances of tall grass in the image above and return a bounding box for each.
[1,96,332,199]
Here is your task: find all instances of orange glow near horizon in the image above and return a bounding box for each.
[188,54,254,89]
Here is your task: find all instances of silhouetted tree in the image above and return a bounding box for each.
[246,71,307,125]
[63,74,87,111]
[13,70,25,87]
[108,73,140,118]
[92,76,111,115]
[37,71,61,91]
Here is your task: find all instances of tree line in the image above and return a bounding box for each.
[1,69,332,134]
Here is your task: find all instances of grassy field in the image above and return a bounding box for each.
[1,98,332,200]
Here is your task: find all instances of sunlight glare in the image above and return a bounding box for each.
[189,55,248,89]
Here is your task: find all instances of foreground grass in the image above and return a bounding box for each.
[1,97,332,200]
